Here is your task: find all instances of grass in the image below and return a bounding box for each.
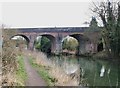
[29,57,56,86]
[22,50,79,86]
[16,55,27,86]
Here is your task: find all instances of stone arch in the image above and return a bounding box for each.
[36,34,56,53]
[10,34,30,49]
[62,33,91,55]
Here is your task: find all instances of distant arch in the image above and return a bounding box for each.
[10,34,30,49]
[11,34,30,43]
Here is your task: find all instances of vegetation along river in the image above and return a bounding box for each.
[47,55,119,86]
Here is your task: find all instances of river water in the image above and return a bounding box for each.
[48,55,119,87]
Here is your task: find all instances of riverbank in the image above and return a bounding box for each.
[92,51,120,62]
[22,50,80,86]
[29,57,56,86]
[21,50,119,87]
[55,50,120,62]
[48,53,119,87]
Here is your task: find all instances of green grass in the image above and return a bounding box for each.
[29,57,56,86]
[16,55,27,86]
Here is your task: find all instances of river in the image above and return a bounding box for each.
[48,55,119,87]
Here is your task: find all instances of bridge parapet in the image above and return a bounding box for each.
[17,27,89,33]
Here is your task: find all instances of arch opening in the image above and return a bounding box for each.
[62,34,91,55]
[11,35,30,50]
[97,42,103,52]
[34,34,55,54]
[62,35,79,55]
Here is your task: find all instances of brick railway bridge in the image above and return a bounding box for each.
[10,27,101,55]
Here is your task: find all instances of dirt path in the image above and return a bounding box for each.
[24,57,46,86]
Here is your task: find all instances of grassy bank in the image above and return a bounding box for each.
[23,50,79,86]
[16,55,27,86]
[93,51,120,61]
[29,57,56,86]
[93,51,108,59]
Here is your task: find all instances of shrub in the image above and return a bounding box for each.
[2,29,18,86]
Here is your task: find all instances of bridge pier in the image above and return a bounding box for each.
[55,42,62,55]
[92,43,97,53]
[54,34,63,55]
[77,40,88,55]
[51,39,56,53]
[79,40,86,55]
[28,35,36,51]
[28,41,34,50]
[77,40,98,55]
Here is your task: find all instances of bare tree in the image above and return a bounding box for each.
[91,0,120,57]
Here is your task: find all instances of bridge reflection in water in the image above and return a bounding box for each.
[48,55,118,86]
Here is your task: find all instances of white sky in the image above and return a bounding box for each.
[1,0,116,28]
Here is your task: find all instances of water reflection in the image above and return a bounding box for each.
[48,55,118,86]
[63,61,79,74]
[100,65,105,77]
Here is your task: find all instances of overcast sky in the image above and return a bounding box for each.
[1,0,113,28]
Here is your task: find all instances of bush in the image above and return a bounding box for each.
[2,29,18,86]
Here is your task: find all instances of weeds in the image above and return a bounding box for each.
[2,29,27,86]
[23,50,79,86]
[16,55,27,86]
[2,29,18,86]
[29,57,55,86]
